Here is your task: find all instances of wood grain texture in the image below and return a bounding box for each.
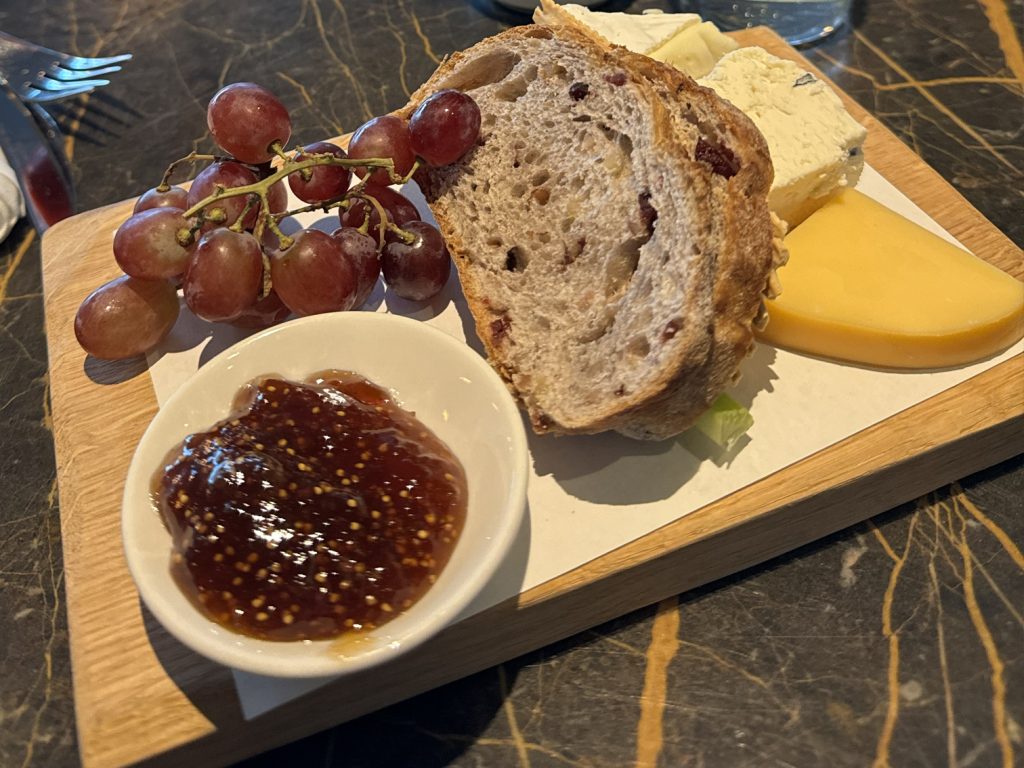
[40,27,1024,768]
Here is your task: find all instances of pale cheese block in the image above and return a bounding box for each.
[698,46,867,227]
[556,5,737,78]
[648,21,740,78]
[559,5,702,54]
[757,189,1024,369]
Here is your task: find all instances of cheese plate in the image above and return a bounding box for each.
[41,26,1023,768]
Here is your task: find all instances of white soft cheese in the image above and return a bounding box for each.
[0,150,23,242]
[648,21,739,78]
[560,5,701,54]
[698,47,867,226]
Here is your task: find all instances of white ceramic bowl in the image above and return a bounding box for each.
[122,312,528,678]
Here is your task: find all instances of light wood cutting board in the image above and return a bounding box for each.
[40,27,1024,768]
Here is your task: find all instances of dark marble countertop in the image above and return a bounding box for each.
[1,1,1021,766]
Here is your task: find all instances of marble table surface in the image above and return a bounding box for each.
[0,0,1021,766]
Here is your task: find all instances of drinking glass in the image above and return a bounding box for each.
[691,0,852,45]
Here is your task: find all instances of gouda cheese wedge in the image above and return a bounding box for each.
[757,189,1024,369]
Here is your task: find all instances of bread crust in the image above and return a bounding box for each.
[404,22,780,439]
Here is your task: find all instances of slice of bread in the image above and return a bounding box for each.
[405,24,783,439]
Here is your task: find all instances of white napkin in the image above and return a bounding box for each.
[0,148,25,239]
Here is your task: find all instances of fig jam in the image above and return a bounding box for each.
[154,372,467,641]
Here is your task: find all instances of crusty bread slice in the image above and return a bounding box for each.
[405,24,781,439]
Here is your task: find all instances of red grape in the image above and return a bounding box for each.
[339,197,392,246]
[267,178,289,214]
[409,90,481,166]
[113,208,196,280]
[187,161,260,230]
[270,229,359,316]
[339,186,419,247]
[365,185,421,227]
[231,290,291,329]
[381,221,451,301]
[183,229,263,322]
[74,275,179,360]
[331,227,380,308]
[288,142,352,203]
[207,82,291,164]
[134,185,189,214]
[347,116,415,186]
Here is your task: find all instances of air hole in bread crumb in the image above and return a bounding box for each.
[560,218,574,233]
[494,65,537,102]
[532,171,550,186]
[563,236,585,264]
[532,188,550,206]
[524,150,540,164]
[662,320,682,341]
[626,336,650,358]
[486,236,503,248]
[511,183,527,198]
[438,50,521,92]
[537,231,551,244]
[505,247,526,272]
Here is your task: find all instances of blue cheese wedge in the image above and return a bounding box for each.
[698,47,867,227]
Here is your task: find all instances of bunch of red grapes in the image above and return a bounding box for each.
[75,82,481,360]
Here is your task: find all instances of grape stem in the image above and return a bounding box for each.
[346,192,390,249]
[181,150,421,250]
[182,154,395,219]
[158,152,221,190]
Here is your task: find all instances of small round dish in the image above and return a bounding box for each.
[122,312,528,678]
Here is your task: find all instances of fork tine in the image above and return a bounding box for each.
[36,76,110,91]
[60,52,133,69]
[22,82,99,103]
[48,64,123,81]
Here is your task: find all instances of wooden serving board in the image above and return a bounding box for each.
[42,27,1023,768]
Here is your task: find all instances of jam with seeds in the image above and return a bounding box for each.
[155,372,467,641]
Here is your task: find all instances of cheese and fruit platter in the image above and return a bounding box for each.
[41,3,1023,765]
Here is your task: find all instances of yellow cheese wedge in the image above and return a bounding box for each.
[757,189,1024,369]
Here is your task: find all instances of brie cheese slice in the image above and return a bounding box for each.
[560,5,701,54]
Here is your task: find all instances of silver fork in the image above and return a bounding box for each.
[0,30,131,103]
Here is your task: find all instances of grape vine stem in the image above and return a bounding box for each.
[181,152,417,250]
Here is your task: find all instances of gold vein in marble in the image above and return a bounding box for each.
[818,51,1022,95]
[977,0,1024,81]
[927,560,958,768]
[382,2,413,98]
[20,478,64,768]
[0,230,36,302]
[870,513,918,768]
[853,30,1016,172]
[634,597,680,768]
[408,6,442,64]
[317,0,373,120]
[276,72,343,137]
[948,494,1015,768]
[954,483,1024,570]
[925,499,1024,629]
[498,665,531,767]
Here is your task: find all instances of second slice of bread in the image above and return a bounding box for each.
[408,25,780,439]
